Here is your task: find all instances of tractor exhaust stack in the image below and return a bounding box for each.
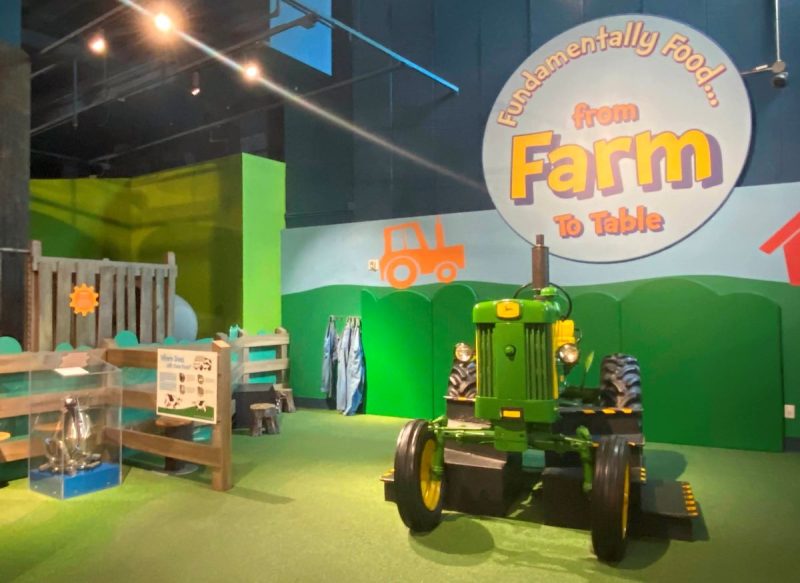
[532,234,549,291]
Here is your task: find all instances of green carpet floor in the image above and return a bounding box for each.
[1,410,799,582]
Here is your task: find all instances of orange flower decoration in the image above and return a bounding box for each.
[69,284,100,317]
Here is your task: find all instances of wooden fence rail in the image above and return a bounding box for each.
[229,328,290,389]
[0,341,232,492]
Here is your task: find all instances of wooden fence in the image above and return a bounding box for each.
[229,328,290,389]
[25,241,177,352]
[0,341,232,492]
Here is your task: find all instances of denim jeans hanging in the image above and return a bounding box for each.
[343,319,364,416]
[320,317,338,398]
[335,319,352,412]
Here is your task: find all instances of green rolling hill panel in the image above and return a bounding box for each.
[362,289,433,419]
[621,279,783,452]
[282,275,794,450]
[568,291,623,387]
[282,286,364,400]
[431,285,478,417]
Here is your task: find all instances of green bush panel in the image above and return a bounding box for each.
[362,290,433,419]
[282,286,363,399]
[621,280,783,452]
[431,285,478,417]
[567,292,623,387]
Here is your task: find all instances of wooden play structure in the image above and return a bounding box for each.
[0,340,232,492]
[25,241,177,352]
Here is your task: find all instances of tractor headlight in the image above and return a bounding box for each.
[454,342,474,363]
[557,343,579,364]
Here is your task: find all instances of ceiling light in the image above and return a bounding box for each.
[243,62,261,80]
[190,71,201,95]
[154,12,173,33]
[88,34,107,55]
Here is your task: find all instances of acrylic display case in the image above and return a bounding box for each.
[28,352,122,500]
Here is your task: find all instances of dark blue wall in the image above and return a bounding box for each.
[0,0,21,47]
[285,0,800,227]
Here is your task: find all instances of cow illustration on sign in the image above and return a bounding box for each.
[380,217,464,289]
[761,212,800,285]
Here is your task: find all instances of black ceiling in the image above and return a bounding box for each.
[23,0,344,178]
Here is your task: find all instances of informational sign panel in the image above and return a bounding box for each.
[482,15,752,262]
[157,349,217,424]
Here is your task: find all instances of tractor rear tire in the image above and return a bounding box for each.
[447,361,477,399]
[591,435,632,562]
[599,353,642,409]
[394,419,445,533]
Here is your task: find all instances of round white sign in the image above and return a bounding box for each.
[482,15,752,262]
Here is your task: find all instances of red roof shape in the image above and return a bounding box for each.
[761,212,800,254]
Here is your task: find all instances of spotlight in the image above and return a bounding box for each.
[243,62,261,80]
[88,34,107,55]
[154,12,173,33]
[190,71,201,95]
[772,71,789,88]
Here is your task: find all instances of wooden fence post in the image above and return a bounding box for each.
[211,340,232,491]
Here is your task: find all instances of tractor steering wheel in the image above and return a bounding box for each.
[512,282,573,320]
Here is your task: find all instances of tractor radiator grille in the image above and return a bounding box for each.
[525,324,552,401]
[477,324,494,397]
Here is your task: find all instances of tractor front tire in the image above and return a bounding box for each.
[394,419,445,533]
[591,435,632,562]
[599,353,642,409]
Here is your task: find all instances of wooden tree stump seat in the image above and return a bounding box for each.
[155,416,194,471]
[250,403,280,436]
[275,388,296,413]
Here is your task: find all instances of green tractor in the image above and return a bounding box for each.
[392,235,642,562]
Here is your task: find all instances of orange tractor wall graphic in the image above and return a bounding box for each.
[380,217,465,289]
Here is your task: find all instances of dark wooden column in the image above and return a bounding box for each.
[0,42,30,343]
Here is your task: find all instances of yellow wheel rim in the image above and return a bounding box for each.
[622,463,630,537]
[419,438,442,511]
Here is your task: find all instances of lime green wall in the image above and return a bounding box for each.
[242,154,286,332]
[30,178,131,260]
[128,156,244,335]
[29,154,285,338]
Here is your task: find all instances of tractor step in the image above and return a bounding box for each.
[381,445,527,517]
[381,463,700,542]
[635,479,701,541]
[541,466,701,541]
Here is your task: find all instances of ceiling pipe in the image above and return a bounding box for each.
[31,14,316,137]
[39,5,127,55]
[87,63,402,164]
[281,0,460,93]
